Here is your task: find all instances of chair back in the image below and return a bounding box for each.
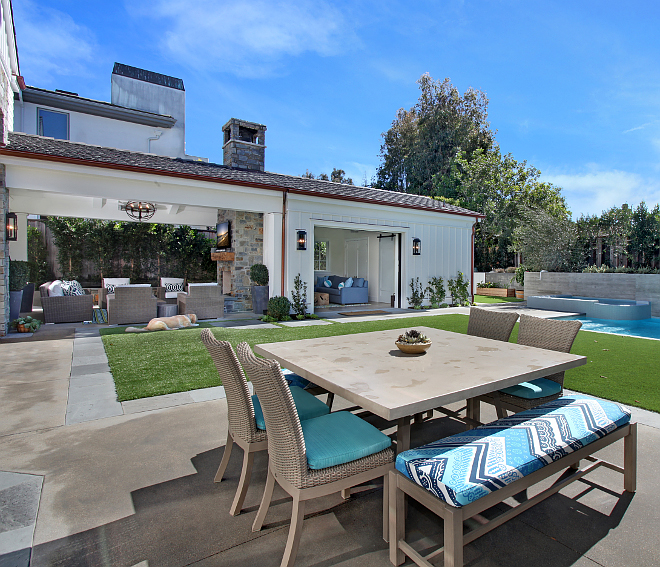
[200,330,262,443]
[187,284,221,298]
[517,314,582,385]
[236,342,308,488]
[467,307,519,342]
[113,286,153,300]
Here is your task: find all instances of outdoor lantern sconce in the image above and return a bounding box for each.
[296,230,307,251]
[6,212,17,241]
[412,237,421,256]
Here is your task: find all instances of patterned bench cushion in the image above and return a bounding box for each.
[396,395,631,508]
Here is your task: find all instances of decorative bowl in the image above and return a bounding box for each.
[395,340,432,354]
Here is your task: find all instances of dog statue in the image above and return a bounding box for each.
[125,314,198,333]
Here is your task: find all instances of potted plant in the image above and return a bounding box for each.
[513,265,526,299]
[11,315,42,333]
[395,329,432,354]
[9,260,30,322]
[250,263,269,315]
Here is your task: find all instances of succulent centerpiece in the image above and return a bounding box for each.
[395,329,432,354]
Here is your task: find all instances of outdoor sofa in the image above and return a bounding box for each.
[314,275,369,305]
[39,281,94,324]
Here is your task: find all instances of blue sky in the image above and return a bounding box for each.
[13,0,660,218]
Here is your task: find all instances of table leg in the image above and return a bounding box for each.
[466,398,480,429]
[396,416,411,454]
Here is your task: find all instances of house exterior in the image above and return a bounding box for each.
[0,39,482,334]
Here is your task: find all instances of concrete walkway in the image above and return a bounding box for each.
[1,306,659,567]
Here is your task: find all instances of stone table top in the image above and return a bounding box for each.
[255,326,587,421]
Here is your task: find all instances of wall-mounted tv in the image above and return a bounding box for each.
[216,221,231,249]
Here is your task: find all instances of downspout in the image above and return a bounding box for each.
[470,223,476,302]
[147,131,163,153]
[281,190,288,296]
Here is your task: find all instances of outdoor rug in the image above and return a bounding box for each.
[339,310,391,317]
[92,308,108,324]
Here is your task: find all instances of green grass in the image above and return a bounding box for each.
[474,295,524,304]
[101,315,660,414]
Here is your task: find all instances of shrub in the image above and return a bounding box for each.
[514,264,526,286]
[290,274,308,317]
[250,263,269,286]
[425,276,446,305]
[9,260,30,292]
[447,271,470,306]
[408,277,425,308]
[493,268,505,273]
[267,296,291,320]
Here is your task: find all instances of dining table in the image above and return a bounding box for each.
[255,326,587,453]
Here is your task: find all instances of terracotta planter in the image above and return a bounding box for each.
[17,323,28,333]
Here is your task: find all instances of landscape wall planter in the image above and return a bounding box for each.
[476,288,515,298]
[251,285,269,315]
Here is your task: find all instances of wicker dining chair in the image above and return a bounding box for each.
[236,342,394,567]
[200,330,330,516]
[478,314,582,418]
[467,306,519,342]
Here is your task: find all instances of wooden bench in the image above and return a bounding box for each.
[389,395,637,567]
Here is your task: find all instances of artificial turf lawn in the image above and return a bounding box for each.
[474,295,524,304]
[101,315,660,414]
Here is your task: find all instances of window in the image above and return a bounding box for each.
[314,241,328,271]
[37,108,69,140]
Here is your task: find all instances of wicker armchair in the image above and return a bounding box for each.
[478,314,582,417]
[236,342,394,566]
[200,330,330,516]
[467,306,519,342]
[39,282,94,324]
[99,278,131,309]
[107,286,157,325]
[178,284,224,320]
[156,277,185,304]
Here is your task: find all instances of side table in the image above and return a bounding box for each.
[314,292,329,306]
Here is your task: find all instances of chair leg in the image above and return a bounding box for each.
[214,431,234,483]
[326,392,335,410]
[382,472,389,542]
[253,467,276,532]
[389,472,405,566]
[624,422,637,493]
[281,496,306,567]
[230,449,255,516]
[444,507,464,567]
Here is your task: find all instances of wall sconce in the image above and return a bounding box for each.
[296,230,307,251]
[6,212,17,241]
[412,237,421,256]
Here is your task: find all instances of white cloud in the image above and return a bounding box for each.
[622,123,651,134]
[542,166,660,218]
[136,0,357,77]
[14,1,97,83]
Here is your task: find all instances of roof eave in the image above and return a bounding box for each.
[0,147,484,219]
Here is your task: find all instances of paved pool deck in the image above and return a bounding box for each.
[1,304,659,567]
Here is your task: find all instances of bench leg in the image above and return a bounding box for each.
[444,507,464,567]
[389,472,405,566]
[624,422,637,493]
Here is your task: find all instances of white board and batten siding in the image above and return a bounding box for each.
[285,194,475,310]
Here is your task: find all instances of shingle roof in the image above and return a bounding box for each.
[2,133,482,218]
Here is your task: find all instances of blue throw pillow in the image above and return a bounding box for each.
[345,277,353,288]
[354,277,365,288]
[316,276,326,287]
[323,279,332,288]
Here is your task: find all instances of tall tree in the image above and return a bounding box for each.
[376,74,494,195]
[303,168,353,184]
[435,147,570,270]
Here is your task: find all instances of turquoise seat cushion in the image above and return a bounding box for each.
[302,411,392,470]
[396,395,631,508]
[499,377,562,399]
[253,386,329,430]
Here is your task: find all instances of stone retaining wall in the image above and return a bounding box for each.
[525,272,660,317]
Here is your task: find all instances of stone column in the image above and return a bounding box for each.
[0,165,9,336]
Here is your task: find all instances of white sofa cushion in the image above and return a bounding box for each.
[48,280,64,297]
[103,278,130,294]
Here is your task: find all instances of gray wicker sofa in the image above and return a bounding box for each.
[39,282,94,324]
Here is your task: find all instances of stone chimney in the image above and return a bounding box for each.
[222,118,266,171]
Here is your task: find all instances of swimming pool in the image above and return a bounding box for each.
[556,315,660,340]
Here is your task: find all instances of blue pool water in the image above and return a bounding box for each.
[557,316,660,340]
